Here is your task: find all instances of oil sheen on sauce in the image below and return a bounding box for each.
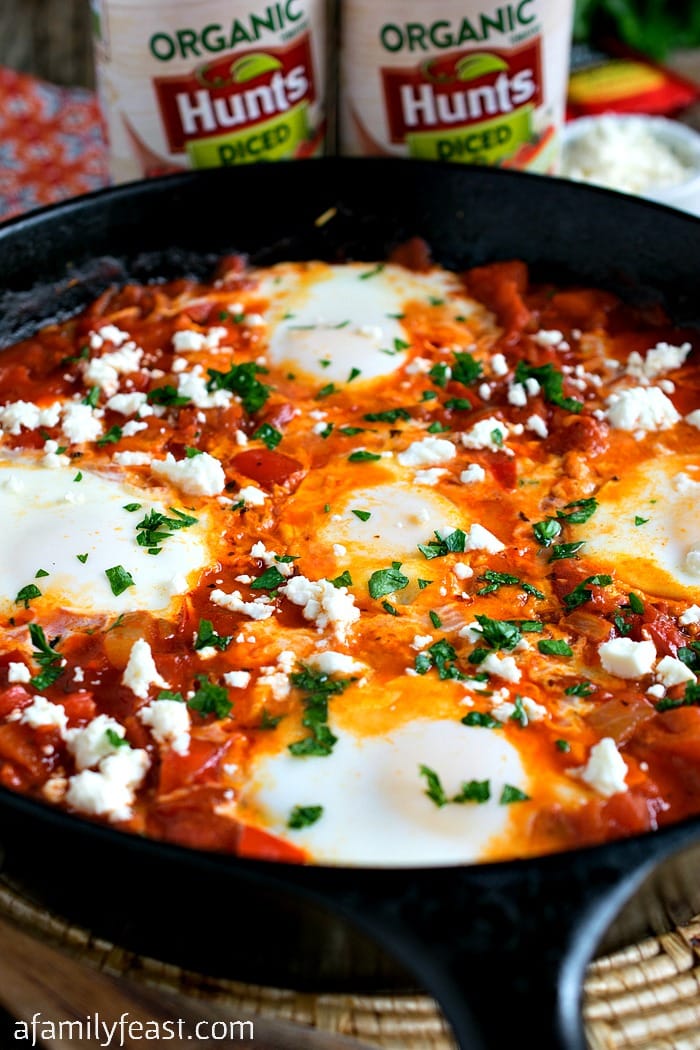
[339,0,574,172]
[91,0,328,183]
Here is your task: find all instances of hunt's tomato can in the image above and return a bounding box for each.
[339,0,574,172]
[90,0,328,183]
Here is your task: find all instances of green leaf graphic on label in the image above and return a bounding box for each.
[231,53,283,83]
[455,53,509,81]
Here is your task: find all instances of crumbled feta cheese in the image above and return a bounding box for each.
[18,695,68,732]
[172,327,228,353]
[625,341,691,381]
[73,667,85,683]
[599,637,656,678]
[646,683,666,699]
[507,383,528,407]
[332,544,347,558]
[223,670,251,688]
[397,436,456,468]
[151,451,226,496]
[7,661,30,684]
[411,634,434,651]
[139,699,190,754]
[42,439,71,469]
[478,382,492,401]
[481,652,521,683]
[458,621,482,644]
[122,638,169,700]
[405,356,434,375]
[414,467,448,486]
[66,713,129,770]
[453,562,474,580]
[655,655,696,688]
[250,541,294,575]
[113,451,151,466]
[685,409,700,430]
[105,391,151,416]
[571,737,628,798]
[90,324,130,349]
[280,576,359,641]
[211,589,276,620]
[526,414,548,438]
[177,367,232,409]
[533,329,569,350]
[490,353,508,377]
[235,429,248,446]
[307,651,364,674]
[238,485,266,507]
[257,671,291,700]
[461,417,508,452]
[121,420,149,437]
[463,523,505,553]
[460,463,486,484]
[0,400,61,435]
[61,402,103,444]
[65,747,149,822]
[680,604,700,626]
[491,696,545,724]
[606,387,680,432]
[84,345,143,396]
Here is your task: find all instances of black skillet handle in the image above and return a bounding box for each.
[304,831,693,1050]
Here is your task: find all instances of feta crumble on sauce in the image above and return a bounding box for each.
[0,245,699,867]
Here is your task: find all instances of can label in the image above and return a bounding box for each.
[340,0,573,173]
[91,0,327,183]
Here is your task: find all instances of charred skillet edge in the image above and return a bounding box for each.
[1,159,700,347]
[0,782,700,1050]
[1,159,700,1047]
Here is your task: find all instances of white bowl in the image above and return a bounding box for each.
[560,114,700,217]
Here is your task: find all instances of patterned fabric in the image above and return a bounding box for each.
[0,67,109,222]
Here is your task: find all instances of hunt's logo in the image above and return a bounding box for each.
[381,41,542,143]
[153,36,316,158]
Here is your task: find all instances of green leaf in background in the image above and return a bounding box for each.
[574,0,700,59]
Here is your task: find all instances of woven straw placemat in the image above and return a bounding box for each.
[1,877,700,1050]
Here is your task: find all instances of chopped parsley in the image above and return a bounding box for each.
[420,766,491,807]
[28,623,64,691]
[184,446,202,458]
[34,569,49,579]
[250,565,287,591]
[548,542,586,562]
[514,361,583,413]
[194,619,232,652]
[445,397,472,411]
[363,408,411,423]
[477,570,544,600]
[97,425,123,447]
[429,362,451,388]
[451,351,482,386]
[288,665,353,758]
[429,610,442,629]
[557,498,598,525]
[368,565,409,599]
[474,614,521,651]
[260,709,283,730]
[147,385,191,407]
[339,425,366,436]
[427,421,449,433]
[158,689,185,703]
[417,578,432,589]
[82,386,100,408]
[105,728,130,749]
[253,423,282,450]
[77,553,89,564]
[15,584,41,609]
[678,642,700,671]
[73,471,83,482]
[352,509,371,521]
[461,711,502,729]
[627,593,645,615]
[123,503,141,512]
[453,779,490,804]
[418,528,466,560]
[555,739,571,753]
[562,574,613,610]
[348,367,362,382]
[359,264,385,280]
[538,639,574,657]
[500,784,530,804]
[288,805,324,829]
[188,675,233,719]
[348,450,381,462]
[564,681,595,697]
[655,681,700,713]
[419,764,448,807]
[135,507,197,554]
[105,565,135,596]
[414,638,465,680]
[533,519,562,547]
[382,601,399,616]
[206,362,270,413]
[330,570,353,589]
[316,383,337,399]
[634,515,649,526]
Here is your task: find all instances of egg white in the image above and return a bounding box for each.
[244,718,527,866]
[0,461,210,616]
[257,262,479,385]
[575,454,700,600]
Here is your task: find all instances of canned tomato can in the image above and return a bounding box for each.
[339,0,574,172]
[90,0,329,183]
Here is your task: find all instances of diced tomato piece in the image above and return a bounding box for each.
[238,824,307,864]
[388,237,432,273]
[233,449,305,490]
[463,261,531,340]
[147,793,242,852]
[0,686,32,719]
[485,451,517,490]
[158,737,231,794]
[640,610,687,657]
[545,415,609,457]
[0,723,49,782]
[62,692,96,727]
[546,289,617,329]
[585,697,655,745]
[258,401,297,431]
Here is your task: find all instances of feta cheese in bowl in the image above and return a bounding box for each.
[561,114,700,216]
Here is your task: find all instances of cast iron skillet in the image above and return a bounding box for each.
[1,159,700,1050]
